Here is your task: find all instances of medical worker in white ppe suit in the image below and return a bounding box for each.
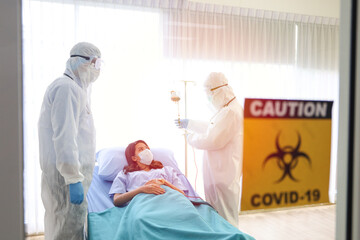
[175,72,244,227]
[38,42,102,240]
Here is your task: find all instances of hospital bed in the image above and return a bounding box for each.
[86,147,255,240]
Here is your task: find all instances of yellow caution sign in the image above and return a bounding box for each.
[241,98,333,211]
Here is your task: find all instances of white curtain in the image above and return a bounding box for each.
[22,0,339,235]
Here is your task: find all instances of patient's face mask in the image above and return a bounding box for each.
[138,149,153,165]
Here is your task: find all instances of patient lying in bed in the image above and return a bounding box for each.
[109,139,188,206]
[87,140,255,240]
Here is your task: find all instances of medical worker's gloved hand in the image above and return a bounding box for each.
[174,119,189,129]
[69,182,84,204]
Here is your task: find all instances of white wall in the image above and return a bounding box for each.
[0,0,24,239]
[189,0,340,18]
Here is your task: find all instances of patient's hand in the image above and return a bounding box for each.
[140,184,165,195]
[146,179,185,196]
[145,179,185,196]
[146,178,166,186]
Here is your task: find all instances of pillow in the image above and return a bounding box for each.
[96,147,126,181]
[96,147,179,181]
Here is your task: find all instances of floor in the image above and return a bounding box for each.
[26,204,335,240]
[238,204,335,240]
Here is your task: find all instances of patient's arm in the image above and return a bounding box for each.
[164,180,185,195]
[113,184,165,207]
[146,179,185,196]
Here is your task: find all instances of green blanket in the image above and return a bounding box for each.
[88,186,255,240]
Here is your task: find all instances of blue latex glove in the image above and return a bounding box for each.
[174,119,189,129]
[69,182,84,204]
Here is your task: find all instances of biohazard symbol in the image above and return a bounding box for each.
[263,132,311,183]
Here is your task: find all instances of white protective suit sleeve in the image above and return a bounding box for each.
[51,81,84,184]
[187,119,209,134]
[187,108,237,151]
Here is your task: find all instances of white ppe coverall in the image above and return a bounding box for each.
[186,72,243,227]
[38,42,101,240]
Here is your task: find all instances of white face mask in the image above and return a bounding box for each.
[78,63,100,84]
[138,149,153,165]
[207,94,213,103]
[89,65,100,83]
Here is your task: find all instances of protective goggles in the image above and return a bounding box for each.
[210,84,228,91]
[71,54,103,70]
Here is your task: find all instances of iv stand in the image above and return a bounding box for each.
[182,80,195,178]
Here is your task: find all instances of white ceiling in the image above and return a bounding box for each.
[189,0,340,18]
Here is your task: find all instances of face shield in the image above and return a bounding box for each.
[204,72,235,110]
[204,73,227,95]
[204,83,229,103]
[65,42,102,88]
